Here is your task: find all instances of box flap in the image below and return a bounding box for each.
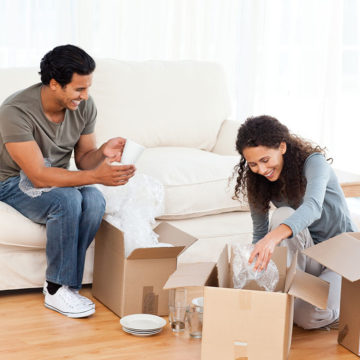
[127,246,185,260]
[163,262,217,289]
[303,232,360,282]
[154,222,198,249]
[271,246,288,292]
[216,245,230,288]
[284,251,298,293]
[288,269,329,309]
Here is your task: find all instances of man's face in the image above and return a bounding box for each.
[54,73,93,111]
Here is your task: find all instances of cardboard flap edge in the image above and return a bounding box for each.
[163,262,217,289]
[127,245,185,260]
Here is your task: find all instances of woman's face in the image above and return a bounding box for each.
[242,142,287,182]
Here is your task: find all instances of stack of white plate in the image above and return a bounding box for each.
[120,314,166,337]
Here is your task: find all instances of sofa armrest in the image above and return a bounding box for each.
[211,120,240,156]
[334,169,360,197]
[341,183,360,198]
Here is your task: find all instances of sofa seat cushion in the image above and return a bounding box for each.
[0,201,46,248]
[136,147,248,219]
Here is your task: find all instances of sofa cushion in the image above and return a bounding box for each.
[92,60,231,150]
[136,147,248,219]
[0,201,46,248]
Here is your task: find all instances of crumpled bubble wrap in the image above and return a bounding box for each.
[231,243,279,292]
[96,173,166,257]
[19,158,84,197]
[19,158,55,197]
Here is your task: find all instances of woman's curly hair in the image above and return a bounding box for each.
[234,115,328,213]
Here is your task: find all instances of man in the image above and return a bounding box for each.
[0,45,135,318]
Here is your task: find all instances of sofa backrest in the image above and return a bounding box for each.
[0,60,231,151]
[92,60,231,150]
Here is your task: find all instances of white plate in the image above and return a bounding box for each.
[123,326,162,333]
[120,314,166,331]
[122,327,162,337]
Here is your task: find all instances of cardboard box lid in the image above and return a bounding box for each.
[127,222,198,260]
[287,270,329,309]
[127,246,186,260]
[164,244,230,290]
[155,222,198,247]
[163,262,218,289]
[284,251,329,309]
[303,232,360,282]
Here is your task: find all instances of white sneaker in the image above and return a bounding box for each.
[43,281,95,309]
[44,285,95,318]
[70,289,95,309]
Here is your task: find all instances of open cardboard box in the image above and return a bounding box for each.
[164,245,329,360]
[92,220,197,318]
[303,232,360,356]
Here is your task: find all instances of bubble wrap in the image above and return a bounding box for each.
[19,158,54,197]
[231,244,279,292]
[96,173,165,257]
[19,158,84,197]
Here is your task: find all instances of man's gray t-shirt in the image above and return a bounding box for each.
[0,83,97,181]
[250,152,357,244]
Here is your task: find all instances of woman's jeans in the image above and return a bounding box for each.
[271,207,341,329]
[0,176,105,289]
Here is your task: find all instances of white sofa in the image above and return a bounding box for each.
[0,59,254,291]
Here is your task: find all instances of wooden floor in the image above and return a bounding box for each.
[0,288,358,360]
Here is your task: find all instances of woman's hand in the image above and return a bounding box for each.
[248,224,292,271]
[248,235,278,271]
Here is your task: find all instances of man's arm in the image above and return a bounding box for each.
[5,140,135,188]
[74,133,125,170]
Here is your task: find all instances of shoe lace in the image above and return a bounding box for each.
[69,289,94,306]
[59,286,85,308]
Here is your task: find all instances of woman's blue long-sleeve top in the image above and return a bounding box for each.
[251,153,357,244]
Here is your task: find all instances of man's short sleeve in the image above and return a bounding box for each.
[0,105,34,143]
[81,96,97,135]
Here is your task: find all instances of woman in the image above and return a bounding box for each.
[234,115,356,329]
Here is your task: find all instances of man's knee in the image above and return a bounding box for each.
[81,187,106,218]
[51,187,83,216]
[270,207,295,230]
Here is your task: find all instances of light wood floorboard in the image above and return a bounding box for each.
[0,288,357,360]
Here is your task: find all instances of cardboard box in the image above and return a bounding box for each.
[303,232,360,356]
[92,220,197,318]
[164,245,329,360]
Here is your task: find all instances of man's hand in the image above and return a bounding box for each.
[93,157,135,186]
[248,224,292,271]
[102,137,126,163]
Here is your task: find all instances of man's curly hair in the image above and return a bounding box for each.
[234,115,328,213]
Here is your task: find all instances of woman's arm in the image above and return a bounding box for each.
[249,153,331,270]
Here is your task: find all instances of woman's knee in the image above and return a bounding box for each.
[270,207,295,230]
[294,298,338,330]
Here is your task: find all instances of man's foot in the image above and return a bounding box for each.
[44,284,95,318]
[43,281,95,309]
[70,289,96,309]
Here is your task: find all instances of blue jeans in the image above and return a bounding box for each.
[0,176,105,289]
